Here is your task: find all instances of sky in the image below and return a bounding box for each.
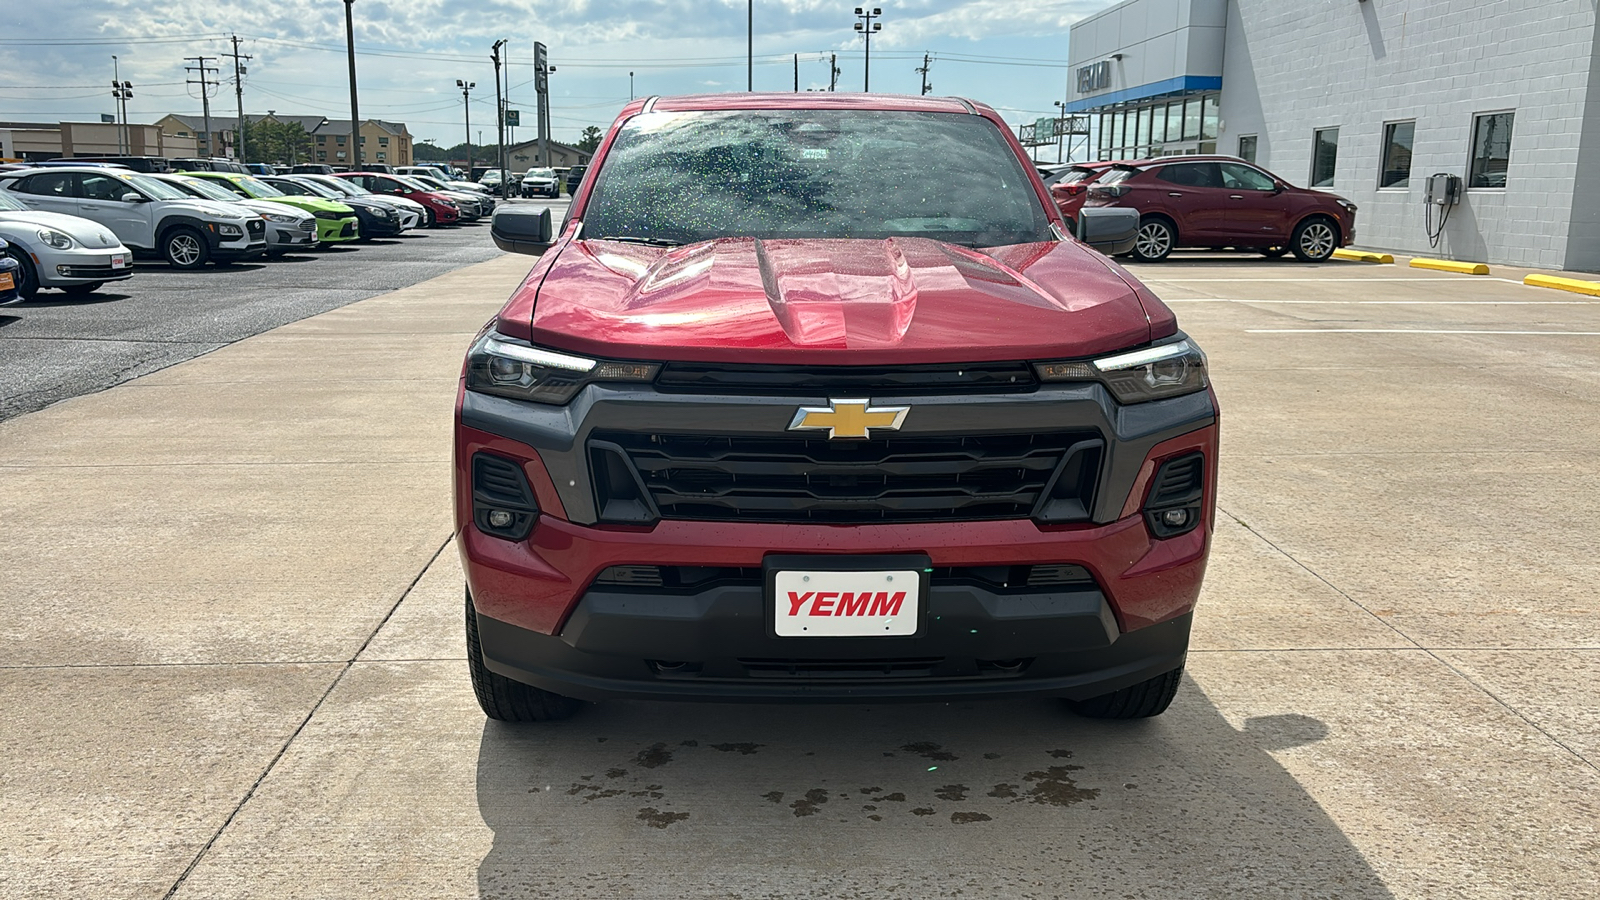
[0,1,1103,158]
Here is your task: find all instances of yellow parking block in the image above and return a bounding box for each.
[1523,273,1600,296]
[1332,248,1394,264]
[1410,257,1490,275]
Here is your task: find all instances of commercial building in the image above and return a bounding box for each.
[504,138,592,172]
[1066,0,1600,271]
[0,121,199,162]
[153,114,413,167]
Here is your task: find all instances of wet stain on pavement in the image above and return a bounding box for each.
[911,807,935,816]
[604,768,627,779]
[680,739,699,747]
[710,742,763,755]
[901,742,958,761]
[1021,765,1099,807]
[934,784,969,801]
[627,785,665,799]
[950,811,993,824]
[790,789,829,817]
[988,783,1019,799]
[637,807,689,828]
[762,791,784,804]
[1048,749,1075,759]
[983,752,1002,760]
[882,792,907,802]
[635,743,673,769]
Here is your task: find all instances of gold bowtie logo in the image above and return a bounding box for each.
[788,399,909,440]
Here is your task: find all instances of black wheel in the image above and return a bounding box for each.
[466,588,584,722]
[1260,246,1290,259]
[161,227,210,269]
[6,248,40,299]
[1067,667,1183,719]
[60,282,103,296]
[1131,217,1176,262]
[1290,217,1338,262]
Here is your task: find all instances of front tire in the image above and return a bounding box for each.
[466,588,584,722]
[1290,217,1338,262]
[1132,217,1176,262]
[6,249,40,299]
[1261,246,1290,259]
[1067,667,1183,719]
[162,227,209,270]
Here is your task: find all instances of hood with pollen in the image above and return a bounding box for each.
[520,236,1159,365]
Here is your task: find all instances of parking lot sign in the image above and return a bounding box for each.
[504,109,520,127]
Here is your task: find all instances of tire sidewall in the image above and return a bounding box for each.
[1133,217,1176,262]
[6,248,39,299]
[162,227,209,270]
[1291,217,1338,262]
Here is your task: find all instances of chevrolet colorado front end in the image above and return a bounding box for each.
[457,94,1218,722]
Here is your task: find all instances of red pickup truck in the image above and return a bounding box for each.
[457,93,1218,722]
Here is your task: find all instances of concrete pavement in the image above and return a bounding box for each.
[1,249,1596,898]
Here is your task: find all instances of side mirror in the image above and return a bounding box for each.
[1075,207,1139,256]
[121,192,147,203]
[492,206,555,256]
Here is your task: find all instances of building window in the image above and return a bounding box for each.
[1469,111,1513,189]
[336,135,346,145]
[317,136,326,145]
[379,136,389,146]
[1184,100,1200,142]
[377,152,386,161]
[1311,127,1339,187]
[336,150,346,159]
[1379,121,1415,189]
[360,136,366,144]
[1201,96,1219,140]
[176,131,189,137]
[317,150,327,160]
[1238,134,1258,164]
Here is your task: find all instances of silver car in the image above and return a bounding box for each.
[0,189,133,298]
[154,174,319,256]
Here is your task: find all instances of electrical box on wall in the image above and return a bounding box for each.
[1426,173,1461,207]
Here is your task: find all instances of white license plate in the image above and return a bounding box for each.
[774,569,920,637]
[110,254,129,269]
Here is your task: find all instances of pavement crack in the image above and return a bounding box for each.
[158,535,454,900]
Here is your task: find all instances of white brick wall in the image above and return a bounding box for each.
[1216,0,1598,270]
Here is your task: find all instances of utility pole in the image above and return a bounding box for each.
[630,71,635,101]
[917,53,932,96]
[829,53,839,91]
[747,1,753,91]
[184,56,220,157]
[456,79,475,173]
[111,56,132,155]
[492,39,507,198]
[228,36,252,162]
[342,0,361,168]
[794,54,799,92]
[853,8,882,92]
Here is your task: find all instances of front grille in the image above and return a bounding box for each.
[592,430,1100,523]
[340,222,356,237]
[59,265,131,279]
[739,657,944,679]
[590,563,1095,592]
[656,361,1038,395]
[246,219,266,235]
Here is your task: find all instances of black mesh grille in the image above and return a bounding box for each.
[655,361,1037,395]
[1148,452,1204,508]
[246,219,265,235]
[739,658,944,678]
[473,454,534,507]
[591,431,1099,523]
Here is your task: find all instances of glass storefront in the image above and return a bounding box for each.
[1095,93,1220,161]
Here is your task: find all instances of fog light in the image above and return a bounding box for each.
[487,509,514,528]
[1161,509,1189,527]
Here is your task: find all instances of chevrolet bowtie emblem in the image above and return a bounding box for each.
[788,399,909,440]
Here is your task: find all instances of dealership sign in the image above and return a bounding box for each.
[1077,60,1112,94]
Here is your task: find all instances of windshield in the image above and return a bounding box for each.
[405,175,443,191]
[122,173,190,201]
[582,110,1052,247]
[527,168,554,178]
[1061,168,1099,184]
[0,191,28,211]
[1098,168,1136,185]
[315,176,367,196]
[283,178,339,199]
[234,175,285,198]
[172,177,245,203]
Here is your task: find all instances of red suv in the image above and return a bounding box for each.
[457,94,1218,723]
[1085,156,1356,262]
[1048,161,1117,233]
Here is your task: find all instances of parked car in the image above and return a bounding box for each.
[290,164,337,175]
[167,157,248,174]
[0,165,265,269]
[396,165,452,183]
[333,172,460,227]
[155,173,319,256]
[275,173,425,230]
[362,164,395,174]
[258,174,404,239]
[245,163,277,176]
[564,164,587,196]
[0,190,136,297]
[400,173,493,217]
[181,171,361,245]
[1049,162,1118,233]
[51,156,171,173]
[519,167,559,198]
[0,240,25,305]
[1083,155,1357,262]
[459,94,1214,724]
[478,168,506,188]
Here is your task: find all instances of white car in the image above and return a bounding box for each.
[0,166,266,269]
[286,174,426,231]
[519,168,559,198]
[155,174,319,256]
[0,190,133,298]
[401,174,495,217]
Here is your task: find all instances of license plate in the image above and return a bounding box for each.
[773,568,921,637]
[110,254,129,269]
[0,272,13,291]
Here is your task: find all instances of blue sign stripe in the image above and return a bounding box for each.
[1064,75,1223,113]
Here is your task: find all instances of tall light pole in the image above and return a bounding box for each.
[343,0,360,168]
[111,56,132,155]
[747,1,753,91]
[630,71,635,102]
[456,80,475,174]
[853,7,882,92]
[492,40,507,197]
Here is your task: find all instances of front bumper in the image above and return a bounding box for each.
[35,246,136,286]
[316,216,360,243]
[265,222,319,252]
[456,378,1218,702]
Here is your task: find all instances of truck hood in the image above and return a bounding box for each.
[520,236,1160,365]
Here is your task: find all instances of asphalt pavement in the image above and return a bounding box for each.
[0,199,566,421]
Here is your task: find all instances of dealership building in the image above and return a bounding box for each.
[1064,0,1600,271]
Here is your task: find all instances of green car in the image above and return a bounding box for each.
[182,171,360,245]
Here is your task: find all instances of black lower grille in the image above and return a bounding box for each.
[591,430,1100,523]
[739,658,944,678]
[247,219,265,236]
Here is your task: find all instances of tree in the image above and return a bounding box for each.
[577,126,604,154]
[240,119,311,166]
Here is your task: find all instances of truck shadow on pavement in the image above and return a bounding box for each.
[472,677,1393,899]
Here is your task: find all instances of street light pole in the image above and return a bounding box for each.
[457,79,475,174]
[853,8,882,92]
[343,0,360,168]
[747,1,753,91]
[630,71,635,101]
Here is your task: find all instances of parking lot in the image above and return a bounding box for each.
[1,247,1596,899]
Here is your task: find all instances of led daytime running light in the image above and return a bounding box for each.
[1092,341,1195,373]
[481,337,597,373]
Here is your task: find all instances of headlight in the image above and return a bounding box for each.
[465,332,660,405]
[262,212,300,224]
[1034,338,1208,404]
[37,229,74,250]
[216,223,244,237]
[1336,198,1358,212]
[313,210,343,220]
[441,200,459,209]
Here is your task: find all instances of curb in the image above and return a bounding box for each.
[1523,273,1600,297]
[1410,257,1490,275]
[1332,249,1394,264]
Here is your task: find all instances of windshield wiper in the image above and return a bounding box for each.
[595,235,683,247]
